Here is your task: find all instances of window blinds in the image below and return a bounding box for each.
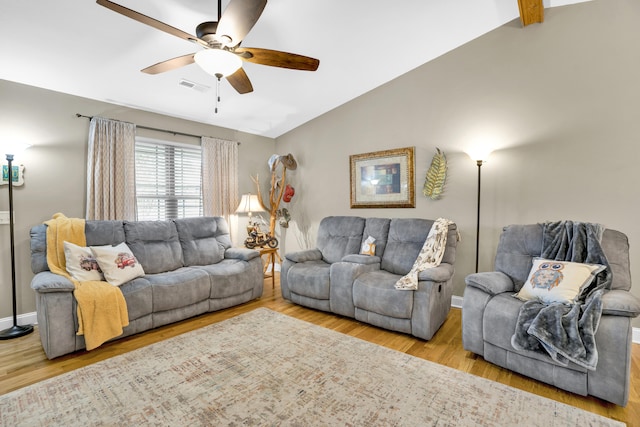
[135,138,203,220]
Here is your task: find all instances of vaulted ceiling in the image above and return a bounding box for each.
[0,0,588,138]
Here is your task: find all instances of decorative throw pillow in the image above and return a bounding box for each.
[515,258,605,304]
[90,242,145,287]
[360,236,376,256]
[64,241,104,282]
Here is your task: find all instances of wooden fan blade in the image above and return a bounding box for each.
[226,67,254,94]
[235,47,319,71]
[216,0,267,47]
[96,0,207,47]
[141,53,196,75]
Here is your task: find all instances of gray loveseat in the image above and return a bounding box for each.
[30,216,263,359]
[462,224,640,406]
[281,216,458,340]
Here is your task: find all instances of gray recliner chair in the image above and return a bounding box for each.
[462,224,640,406]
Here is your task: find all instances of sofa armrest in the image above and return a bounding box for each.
[225,247,260,261]
[30,271,75,293]
[341,254,381,265]
[601,290,640,317]
[417,264,454,282]
[465,271,515,295]
[285,248,322,263]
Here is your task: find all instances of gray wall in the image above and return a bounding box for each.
[0,80,275,318]
[275,0,640,327]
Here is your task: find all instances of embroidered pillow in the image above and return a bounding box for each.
[515,258,605,304]
[90,242,145,286]
[64,241,104,282]
[360,236,376,256]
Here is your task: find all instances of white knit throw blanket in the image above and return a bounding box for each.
[395,218,455,291]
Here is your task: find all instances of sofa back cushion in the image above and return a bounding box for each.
[381,218,445,276]
[124,220,184,274]
[174,217,230,266]
[30,221,127,274]
[495,224,631,291]
[382,218,432,275]
[361,218,391,257]
[85,220,126,246]
[30,224,49,274]
[316,216,366,264]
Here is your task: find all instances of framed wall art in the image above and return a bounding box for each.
[350,147,415,208]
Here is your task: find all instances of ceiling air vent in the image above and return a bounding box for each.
[178,79,210,93]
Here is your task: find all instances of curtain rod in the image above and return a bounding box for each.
[75,113,239,144]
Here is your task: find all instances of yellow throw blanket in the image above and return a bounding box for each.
[45,213,129,351]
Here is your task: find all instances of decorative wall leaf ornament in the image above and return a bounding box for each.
[423,148,447,200]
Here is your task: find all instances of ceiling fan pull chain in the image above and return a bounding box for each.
[215,73,222,114]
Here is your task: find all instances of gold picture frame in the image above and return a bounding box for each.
[350,147,415,208]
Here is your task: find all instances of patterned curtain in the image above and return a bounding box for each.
[201,137,239,220]
[85,117,137,220]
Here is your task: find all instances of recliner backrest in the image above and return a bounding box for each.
[316,216,366,264]
[495,224,631,291]
[381,218,434,276]
[360,217,391,257]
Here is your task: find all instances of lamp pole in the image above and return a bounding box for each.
[0,154,34,339]
[475,160,483,273]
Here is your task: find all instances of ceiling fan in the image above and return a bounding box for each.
[96,0,320,96]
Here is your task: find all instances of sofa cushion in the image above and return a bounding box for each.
[145,267,210,312]
[198,259,257,299]
[381,218,433,276]
[124,220,184,274]
[515,258,605,304]
[287,260,331,299]
[483,293,587,372]
[64,241,104,282]
[174,217,230,266]
[353,270,413,319]
[118,277,153,320]
[90,242,146,286]
[316,216,366,264]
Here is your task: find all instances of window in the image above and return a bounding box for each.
[135,137,203,220]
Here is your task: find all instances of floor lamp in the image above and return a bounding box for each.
[474,159,484,273]
[467,150,491,274]
[0,149,34,340]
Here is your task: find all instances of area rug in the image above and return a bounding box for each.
[0,308,624,426]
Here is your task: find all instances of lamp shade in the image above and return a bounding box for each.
[0,142,31,157]
[235,194,265,215]
[466,147,492,163]
[194,49,242,77]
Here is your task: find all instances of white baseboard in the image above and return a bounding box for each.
[451,295,464,309]
[450,296,640,345]
[0,311,38,331]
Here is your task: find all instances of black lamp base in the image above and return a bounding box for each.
[0,324,34,340]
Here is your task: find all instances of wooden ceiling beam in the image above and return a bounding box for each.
[517,0,544,26]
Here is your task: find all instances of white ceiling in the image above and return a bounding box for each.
[0,0,588,138]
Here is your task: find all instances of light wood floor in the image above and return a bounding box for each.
[1,276,638,425]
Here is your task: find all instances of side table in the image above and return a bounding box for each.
[258,247,279,289]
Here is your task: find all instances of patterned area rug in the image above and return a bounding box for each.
[0,308,624,426]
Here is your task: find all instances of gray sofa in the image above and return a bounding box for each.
[30,216,263,359]
[281,216,458,340]
[462,224,640,406]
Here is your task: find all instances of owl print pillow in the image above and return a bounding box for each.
[515,258,606,304]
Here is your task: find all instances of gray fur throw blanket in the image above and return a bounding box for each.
[511,221,611,370]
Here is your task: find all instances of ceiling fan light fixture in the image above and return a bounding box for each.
[194,49,242,77]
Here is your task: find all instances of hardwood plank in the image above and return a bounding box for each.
[0,275,637,424]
